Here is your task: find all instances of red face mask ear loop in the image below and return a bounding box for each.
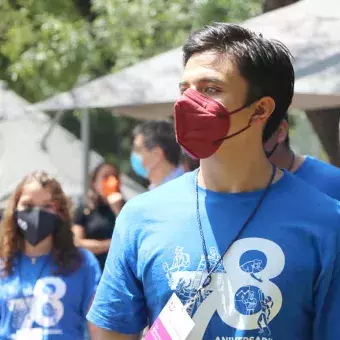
[213,110,256,144]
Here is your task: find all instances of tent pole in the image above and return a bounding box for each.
[81,109,90,204]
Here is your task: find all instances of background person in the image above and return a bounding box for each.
[73,162,124,271]
[264,113,340,200]
[130,120,183,189]
[0,171,101,339]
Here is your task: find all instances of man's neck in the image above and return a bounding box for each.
[199,147,280,193]
[271,145,305,173]
[149,161,177,188]
[23,237,53,258]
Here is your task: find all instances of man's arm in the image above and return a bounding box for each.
[86,200,148,335]
[93,328,141,340]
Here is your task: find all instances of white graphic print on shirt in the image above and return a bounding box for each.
[163,238,285,340]
[7,276,66,337]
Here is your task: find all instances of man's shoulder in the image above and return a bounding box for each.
[284,171,339,209]
[285,172,340,226]
[306,156,340,175]
[299,156,340,200]
[113,172,193,231]
[125,171,193,211]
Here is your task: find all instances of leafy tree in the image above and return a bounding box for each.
[91,0,261,71]
[0,0,96,102]
[262,0,298,12]
[0,0,262,174]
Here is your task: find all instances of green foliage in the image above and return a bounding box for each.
[0,0,95,102]
[1,0,261,172]
[91,0,261,71]
[1,0,261,101]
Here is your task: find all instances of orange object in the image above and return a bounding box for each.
[102,176,120,197]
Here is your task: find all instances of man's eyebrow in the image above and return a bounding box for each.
[199,77,225,84]
[179,78,226,88]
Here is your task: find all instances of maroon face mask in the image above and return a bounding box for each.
[174,89,253,159]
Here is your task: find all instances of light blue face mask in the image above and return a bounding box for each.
[130,152,149,179]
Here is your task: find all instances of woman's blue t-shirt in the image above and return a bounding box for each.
[0,248,101,339]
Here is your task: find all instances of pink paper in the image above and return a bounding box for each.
[145,318,172,340]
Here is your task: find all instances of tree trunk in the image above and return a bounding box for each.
[262,0,299,12]
[263,0,340,165]
[306,109,340,166]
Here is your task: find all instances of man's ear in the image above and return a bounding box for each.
[250,97,276,124]
[151,145,164,162]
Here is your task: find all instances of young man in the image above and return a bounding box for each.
[88,23,340,339]
[264,114,340,200]
[130,120,184,189]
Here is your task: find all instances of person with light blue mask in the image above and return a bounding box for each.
[130,120,184,189]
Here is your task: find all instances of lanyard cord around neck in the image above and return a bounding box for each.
[194,163,277,293]
[18,253,51,313]
[288,151,296,172]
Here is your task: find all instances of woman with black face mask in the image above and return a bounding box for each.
[0,171,101,339]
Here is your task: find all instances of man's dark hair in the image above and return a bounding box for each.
[133,120,181,166]
[182,23,295,142]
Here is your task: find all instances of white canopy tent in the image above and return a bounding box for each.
[243,0,340,110]
[34,0,340,118]
[0,84,144,208]
[34,47,182,119]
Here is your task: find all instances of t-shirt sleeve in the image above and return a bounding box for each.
[314,254,340,338]
[81,250,102,317]
[314,206,340,338]
[73,204,86,226]
[86,200,147,334]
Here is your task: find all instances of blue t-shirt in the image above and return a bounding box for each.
[88,171,340,340]
[0,248,101,339]
[295,156,340,200]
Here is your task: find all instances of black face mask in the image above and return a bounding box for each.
[15,208,62,246]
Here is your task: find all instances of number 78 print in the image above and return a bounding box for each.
[186,238,285,339]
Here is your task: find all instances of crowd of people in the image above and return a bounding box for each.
[1,22,340,340]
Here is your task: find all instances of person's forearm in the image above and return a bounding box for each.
[76,238,111,254]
